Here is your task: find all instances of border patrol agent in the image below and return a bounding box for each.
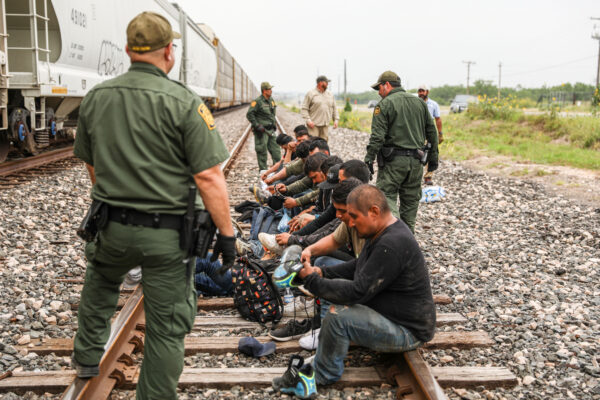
[247,82,281,170]
[72,12,236,399]
[364,71,438,232]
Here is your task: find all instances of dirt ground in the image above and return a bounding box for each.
[458,155,600,208]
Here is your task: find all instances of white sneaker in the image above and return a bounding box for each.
[258,232,284,255]
[299,328,320,351]
[283,297,315,317]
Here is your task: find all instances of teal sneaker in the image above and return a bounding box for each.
[272,355,317,399]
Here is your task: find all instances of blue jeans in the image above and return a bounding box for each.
[314,304,422,385]
[314,256,345,319]
[194,255,232,296]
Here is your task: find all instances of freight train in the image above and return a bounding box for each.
[0,0,258,162]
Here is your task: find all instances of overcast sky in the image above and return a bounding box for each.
[178,0,599,93]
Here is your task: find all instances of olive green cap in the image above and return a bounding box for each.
[261,82,274,91]
[371,70,401,90]
[316,75,331,83]
[127,12,181,53]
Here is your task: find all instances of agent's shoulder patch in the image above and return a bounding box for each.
[197,103,216,131]
[271,100,275,107]
[374,106,381,116]
[251,101,257,107]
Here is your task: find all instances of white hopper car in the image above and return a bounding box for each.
[0,0,258,162]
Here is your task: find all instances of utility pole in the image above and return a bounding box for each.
[343,59,347,100]
[592,18,600,88]
[462,60,476,94]
[498,62,502,99]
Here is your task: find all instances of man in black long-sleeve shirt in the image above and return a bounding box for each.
[298,184,436,385]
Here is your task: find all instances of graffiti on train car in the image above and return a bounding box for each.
[97,40,125,77]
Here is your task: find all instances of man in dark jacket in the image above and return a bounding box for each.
[298,184,436,385]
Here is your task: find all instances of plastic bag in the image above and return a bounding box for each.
[420,186,446,203]
[277,209,291,232]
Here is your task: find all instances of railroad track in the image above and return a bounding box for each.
[0,105,247,190]
[0,115,517,398]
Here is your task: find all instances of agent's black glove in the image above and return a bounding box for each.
[256,124,266,134]
[366,161,375,180]
[427,161,438,172]
[211,233,236,273]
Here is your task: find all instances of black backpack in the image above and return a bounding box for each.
[231,256,284,326]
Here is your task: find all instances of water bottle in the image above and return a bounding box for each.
[283,288,294,304]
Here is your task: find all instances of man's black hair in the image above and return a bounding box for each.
[276,133,293,146]
[295,140,311,159]
[303,152,328,175]
[308,138,329,153]
[340,159,370,183]
[320,155,343,174]
[293,125,309,138]
[331,177,362,204]
[347,184,391,215]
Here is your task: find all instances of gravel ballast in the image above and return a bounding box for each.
[0,107,598,399]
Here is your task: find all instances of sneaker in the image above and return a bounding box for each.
[235,238,253,256]
[269,318,312,341]
[258,233,284,255]
[299,328,320,351]
[123,266,142,288]
[272,355,317,399]
[283,297,315,318]
[249,184,269,204]
[71,355,99,378]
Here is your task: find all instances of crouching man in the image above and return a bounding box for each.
[299,184,436,385]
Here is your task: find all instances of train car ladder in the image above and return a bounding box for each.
[6,0,51,136]
[0,0,9,130]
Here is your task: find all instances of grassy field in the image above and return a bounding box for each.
[281,102,600,170]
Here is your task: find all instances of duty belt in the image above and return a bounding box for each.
[391,148,419,157]
[108,206,183,230]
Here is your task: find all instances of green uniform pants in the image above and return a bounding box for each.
[376,156,423,233]
[254,130,281,171]
[73,221,196,400]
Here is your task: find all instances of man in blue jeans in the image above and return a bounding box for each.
[298,184,436,385]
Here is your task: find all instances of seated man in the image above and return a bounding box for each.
[274,159,370,247]
[260,133,298,180]
[297,184,436,386]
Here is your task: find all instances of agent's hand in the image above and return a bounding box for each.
[427,161,438,173]
[283,197,298,209]
[307,121,315,129]
[211,234,236,271]
[276,232,290,245]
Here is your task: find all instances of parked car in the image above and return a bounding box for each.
[367,100,379,108]
[450,95,478,113]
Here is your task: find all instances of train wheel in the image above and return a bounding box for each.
[0,134,9,163]
[15,122,37,156]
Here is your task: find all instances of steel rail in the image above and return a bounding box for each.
[60,122,254,400]
[0,146,74,177]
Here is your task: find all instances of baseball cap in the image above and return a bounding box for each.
[371,71,401,90]
[261,82,274,91]
[318,164,341,190]
[238,336,276,358]
[316,75,331,83]
[418,84,429,91]
[127,12,181,53]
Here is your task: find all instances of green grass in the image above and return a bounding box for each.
[445,113,600,170]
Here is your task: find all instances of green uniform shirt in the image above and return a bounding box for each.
[286,176,313,196]
[74,62,229,214]
[285,158,305,176]
[246,95,277,133]
[365,87,438,164]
